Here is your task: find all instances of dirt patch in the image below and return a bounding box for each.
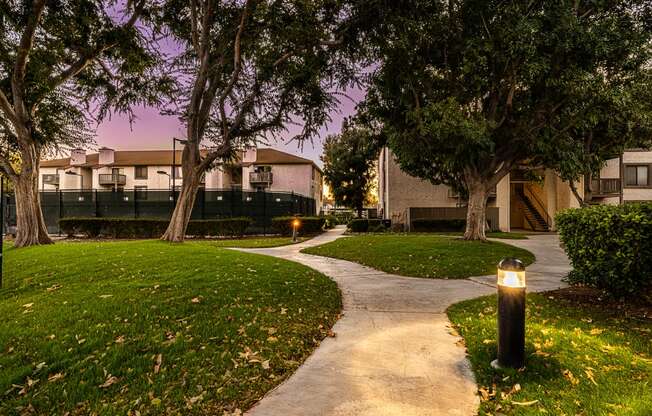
[545,286,652,321]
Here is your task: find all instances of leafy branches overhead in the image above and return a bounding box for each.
[160,0,356,169]
[0,0,171,163]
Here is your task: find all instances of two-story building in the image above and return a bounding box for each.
[39,147,323,212]
[378,148,652,232]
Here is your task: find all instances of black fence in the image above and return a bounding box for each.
[6,188,316,235]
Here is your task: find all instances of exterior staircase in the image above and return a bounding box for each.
[515,187,550,232]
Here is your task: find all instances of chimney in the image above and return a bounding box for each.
[99,147,115,165]
[70,148,86,166]
[243,147,257,163]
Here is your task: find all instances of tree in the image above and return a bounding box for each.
[0,0,169,247]
[544,73,652,206]
[361,0,652,240]
[158,0,355,242]
[322,122,379,216]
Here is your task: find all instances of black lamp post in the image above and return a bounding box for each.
[492,257,527,369]
[171,138,189,204]
[292,217,300,242]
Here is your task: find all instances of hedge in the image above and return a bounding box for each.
[556,203,652,298]
[411,219,466,232]
[59,217,253,239]
[347,219,385,233]
[271,216,326,236]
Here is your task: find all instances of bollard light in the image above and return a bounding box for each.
[292,218,300,242]
[491,257,526,370]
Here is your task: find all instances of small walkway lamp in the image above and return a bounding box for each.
[492,257,526,369]
[292,217,301,242]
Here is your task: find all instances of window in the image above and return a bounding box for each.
[625,165,649,187]
[135,186,148,200]
[135,166,148,179]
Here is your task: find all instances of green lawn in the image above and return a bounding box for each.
[448,294,652,415]
[189,236,308,248]
[432,231,530,240]
[301,234,535,278]
[0,240,341,415]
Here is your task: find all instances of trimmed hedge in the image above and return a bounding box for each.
[347,219,385,233]
[271,216,326,236]
[323,215,337,229]
[59,217,253,239]
[556,203,652,298]
[411,219,466,232]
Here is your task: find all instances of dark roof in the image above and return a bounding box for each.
[40,148,322,172]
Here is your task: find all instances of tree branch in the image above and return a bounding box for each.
[0,90,18,126]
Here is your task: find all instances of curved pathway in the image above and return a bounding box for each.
[238,227,570,416]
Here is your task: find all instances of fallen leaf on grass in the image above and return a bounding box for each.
[115,335,125,344]
[590,328,605,335]
[512,399,539,406]
[99,375,118,388]
[261,360,270,370]
[563,369,579,386]
[98,295,113,299]
[584,369,598,386]
[46,284,62,292]
[22,303,34,308]
[191,297,201,304]
[154,354,162,374]
[48,373,64,382]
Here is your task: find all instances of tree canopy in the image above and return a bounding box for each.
[322,121,379,215]
[361,0,652,239]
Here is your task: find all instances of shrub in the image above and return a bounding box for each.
[271,216,325,236]
[347,219,369,232]
[556,203,652,298]
[411,219,466,232]
[58,217,253,239]
[323,215,337,229]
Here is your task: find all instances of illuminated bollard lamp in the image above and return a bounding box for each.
[292,218,301,242]
[491,257,526,369]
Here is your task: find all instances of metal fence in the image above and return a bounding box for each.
[6,188,316,234]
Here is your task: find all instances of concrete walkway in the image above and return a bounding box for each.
[238,228,570,416]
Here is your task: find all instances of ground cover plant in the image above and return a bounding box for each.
[302,234,534,278]
[448,293,652,415]
[0,240,341,415]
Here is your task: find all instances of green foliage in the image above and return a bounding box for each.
[411,219,466,233]
[361,0,652,200]
[556,204,652,297]
[302,234,535,279]
[58,217,253,239]
[0,240,341,414]
[271,216,325,236]
[448,294,652,415]
[347,218,369,232]
[323,215,337,229]
[322,123,380,214]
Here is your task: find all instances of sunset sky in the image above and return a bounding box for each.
[93,86,364,168]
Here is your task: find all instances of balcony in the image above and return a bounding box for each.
[249,171,273,185]
[99,174,127,186]
[42,174,59,186]
[447,186,497,199]
[591,178,621,197]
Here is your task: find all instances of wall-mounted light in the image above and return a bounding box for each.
[492,258,527,369]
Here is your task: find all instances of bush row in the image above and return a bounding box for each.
[411,219,466,232]
[347,219,385,233]
[58,217,253,238]
[556,203,652,298]
[271,216,326,236]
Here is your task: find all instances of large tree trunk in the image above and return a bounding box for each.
[463,178,489,241]
[13,145,53,247]
[161,168,201,242]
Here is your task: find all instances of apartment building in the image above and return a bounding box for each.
[378,148,652,232]
[39,147,323,210]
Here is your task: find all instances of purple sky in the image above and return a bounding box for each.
[94,87,364,168]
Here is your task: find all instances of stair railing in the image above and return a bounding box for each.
[523,184,551,229]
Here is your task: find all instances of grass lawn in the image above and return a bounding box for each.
[301,234,535,278]
[433,231,530,240]
[0,239,341,415]
[448,293,652,415]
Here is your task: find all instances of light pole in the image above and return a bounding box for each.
[292,217,301,242]
[157,170,171,192]
[492,257,527,369]
[171,138,189,204]
[65,171,84,200]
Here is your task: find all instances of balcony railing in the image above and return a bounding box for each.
[591,178,621,196]
[42,174,59,185]
[99,174,127,186]
[447,185,497,199]
[249,171,273,184]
